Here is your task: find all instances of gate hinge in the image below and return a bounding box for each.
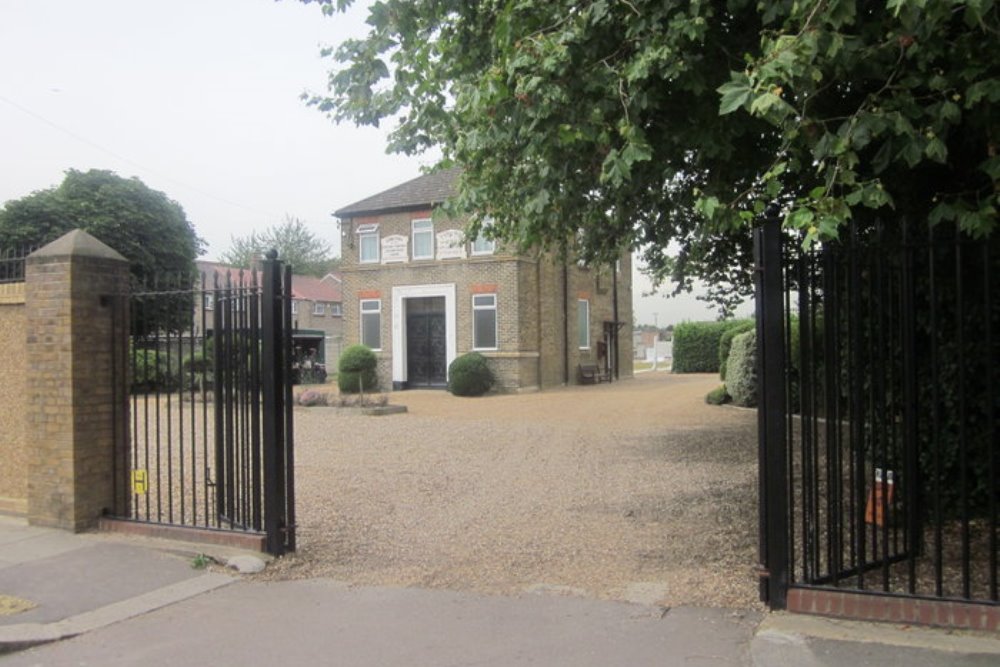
[756,564,770,580]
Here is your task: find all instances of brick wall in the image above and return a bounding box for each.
[24,232,130,531]
[0,283,27,514]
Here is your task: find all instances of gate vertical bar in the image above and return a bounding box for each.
[756,214,789,608]
[261,251,287,555]
[213,273,225,528]
[282,263,297,552]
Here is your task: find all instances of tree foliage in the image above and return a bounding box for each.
[221,215,337,276]
[0,169,203,285]
[304,0,998,311]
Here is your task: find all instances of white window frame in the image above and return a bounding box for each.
[329,303,342,317]
[578,299,590,350]
[204,293,214,310]
[471,218,496,256]
[411,218,434,260]
[291,300,299,315]
[472,293,498,351]
[312,301,325,316]
[357,223,379,264]
[360,299,382,350]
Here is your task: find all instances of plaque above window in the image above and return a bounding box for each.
[436,229,467,260]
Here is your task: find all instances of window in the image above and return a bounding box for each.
[357,223,379,263]
[204,293,214,310]
[577,299,590,349]
[472,293,497,350]
[330,303,342,317]
[412,218,434,260]
[291,300,299,315]
[360,299,381,350]
[471,218,495,255]
[313,302,325,316]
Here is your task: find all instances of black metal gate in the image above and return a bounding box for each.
[112,254,296,555]
[755,215,998,609]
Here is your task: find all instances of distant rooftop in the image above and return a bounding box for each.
[334,168,460,218]
[195,260,341,302]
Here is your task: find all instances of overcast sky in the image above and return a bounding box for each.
[0,0,743,326]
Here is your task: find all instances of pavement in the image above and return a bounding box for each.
[2,515,999,666]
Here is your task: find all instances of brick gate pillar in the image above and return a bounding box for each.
[25,230,130,531]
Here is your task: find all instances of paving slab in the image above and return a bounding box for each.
[0,541,207,625]
[753,612,1000,667]
[0,581,763,666]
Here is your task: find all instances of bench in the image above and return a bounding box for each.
[578,363,610,385]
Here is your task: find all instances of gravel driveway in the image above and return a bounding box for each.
[267,372,761,610]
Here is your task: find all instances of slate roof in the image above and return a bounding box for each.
[334,168,460,218]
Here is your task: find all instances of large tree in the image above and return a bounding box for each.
[304,0,998,311]
[0,169,203,333]
[0,169,203,286]
[221,215,338,276]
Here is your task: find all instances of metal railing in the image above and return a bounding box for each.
[0,246,33,284]
[756,216,998,608]
[114,258,296,555]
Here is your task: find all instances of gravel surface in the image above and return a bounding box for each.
[263,372,762,610]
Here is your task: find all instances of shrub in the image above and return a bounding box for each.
[705,385,730,405]
[726,329,757,407]
[673,320,749,373]
[337,344,379,394]
[181,343,214,391]
[447,352,495,396]
[130,347,175,393]
[718,319,755,380]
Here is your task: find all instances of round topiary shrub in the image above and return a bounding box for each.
[338,344,379,394]
[447,352,494,397]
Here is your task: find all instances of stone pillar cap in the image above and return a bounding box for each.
[29,229,127,262]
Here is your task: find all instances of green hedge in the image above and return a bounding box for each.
[726,329,757,407]
[718,319,755,380]
[338,344,379,393]
[673,319,751,374]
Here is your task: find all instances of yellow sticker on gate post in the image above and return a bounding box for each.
[131,470,148,495]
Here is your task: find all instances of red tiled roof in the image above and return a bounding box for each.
[292,273,341,302]
[195,261,341,302]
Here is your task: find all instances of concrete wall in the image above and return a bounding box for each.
[0,283,27,514]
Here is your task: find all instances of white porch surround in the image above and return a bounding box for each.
[391,283,457,385]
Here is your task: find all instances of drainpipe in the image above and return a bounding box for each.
[536,255,543,388]
[612,259,620,381]
[562,255,569,385]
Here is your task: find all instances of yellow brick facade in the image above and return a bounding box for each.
[339,209,633,392]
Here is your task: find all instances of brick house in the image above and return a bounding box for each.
[194,260,343,368]
[334,169,633,391]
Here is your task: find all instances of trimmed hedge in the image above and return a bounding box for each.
[673,319,752,374]
[447,352,494,396]
[338,344,379,394]
[726,329,757,407]
[718,319,755,380]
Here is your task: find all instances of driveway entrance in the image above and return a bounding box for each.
[273,372,761,610]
